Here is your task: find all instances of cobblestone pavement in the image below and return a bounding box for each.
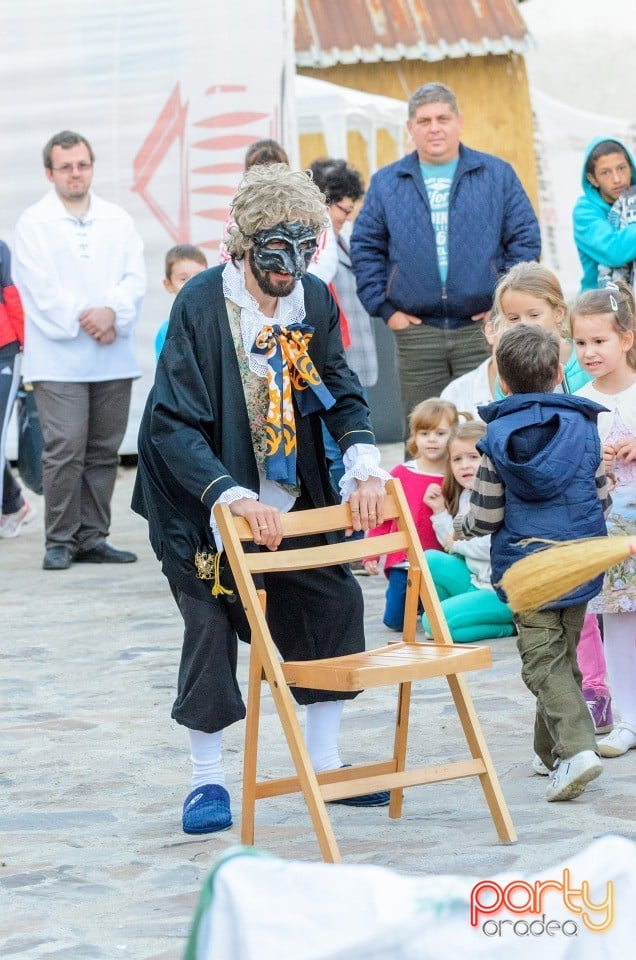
[3,455,635,958]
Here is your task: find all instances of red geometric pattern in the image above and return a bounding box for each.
[133,83,279,249]
[132,84,189,243]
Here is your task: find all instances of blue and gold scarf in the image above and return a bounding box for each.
[251,323,335,485]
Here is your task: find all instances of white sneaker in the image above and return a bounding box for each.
[545,750,602,802]
[532,754,550,776]
[598,723,636,758]
[0,500,36,538]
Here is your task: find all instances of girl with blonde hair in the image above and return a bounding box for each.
[574,281,636,756]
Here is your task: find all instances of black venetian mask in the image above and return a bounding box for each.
[252,221,318,280]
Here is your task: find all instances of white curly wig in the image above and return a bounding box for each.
[226,163,328,260]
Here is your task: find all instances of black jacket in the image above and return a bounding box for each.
[132,266,373,597]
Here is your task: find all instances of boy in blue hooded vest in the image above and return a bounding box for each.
[454,324,611,802]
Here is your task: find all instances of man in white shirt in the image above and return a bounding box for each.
[14,130,146,570]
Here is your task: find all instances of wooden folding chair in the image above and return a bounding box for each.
[214,477,516,863]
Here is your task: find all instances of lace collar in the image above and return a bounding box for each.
[222,259,306,377]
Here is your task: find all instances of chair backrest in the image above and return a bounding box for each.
[214,478,454,649]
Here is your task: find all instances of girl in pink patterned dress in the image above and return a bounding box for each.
[574,281,636,757]
[363,398,462,630]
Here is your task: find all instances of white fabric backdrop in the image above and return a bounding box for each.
[0,0,296,453]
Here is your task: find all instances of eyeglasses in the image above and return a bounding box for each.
[50,162,93,174]
[330,201,355,217]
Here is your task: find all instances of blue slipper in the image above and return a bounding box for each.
[182,784,233,834]
[328,765,391,807]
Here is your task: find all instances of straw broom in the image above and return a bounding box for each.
[501,536,636,613]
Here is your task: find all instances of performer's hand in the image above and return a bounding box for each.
[471,310,491,323]
[387,310,421,330]
[363,559,379,576]
[347,476,385,535]
[423,482,444,513]
[229,498,283,550]
[614,438,636,464]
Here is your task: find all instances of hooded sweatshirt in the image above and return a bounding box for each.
[457,393,608,607]
[573,136,636,290]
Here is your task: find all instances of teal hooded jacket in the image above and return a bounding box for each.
[572,136,636,290]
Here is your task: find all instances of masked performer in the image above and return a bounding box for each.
[133,164,390,834]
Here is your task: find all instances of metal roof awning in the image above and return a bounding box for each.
[295,0,533,68]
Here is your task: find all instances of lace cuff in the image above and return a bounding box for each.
[209,485,258,550]
[339,444,391,501]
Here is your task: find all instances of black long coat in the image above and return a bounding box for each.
[132,266,374,599]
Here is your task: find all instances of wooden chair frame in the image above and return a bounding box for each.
[214,477,516,862]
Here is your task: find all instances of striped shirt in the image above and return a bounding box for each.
[454,453,611,541]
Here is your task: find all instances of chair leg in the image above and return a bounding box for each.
[402,569,421,644]
[447,673,517,843]
[241,643,264,847]
[263,661,343,863]
[389,681,411,819]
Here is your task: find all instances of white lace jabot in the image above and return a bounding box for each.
[222,259,306,377]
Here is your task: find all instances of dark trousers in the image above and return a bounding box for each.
[515,603,598,769]
[170,536,365,734]
[393,322,490,439]
[33,379,132,550]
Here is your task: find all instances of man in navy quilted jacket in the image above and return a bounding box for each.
[350,82,540,439]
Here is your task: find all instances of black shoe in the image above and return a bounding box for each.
[74,542,137,564]
[328,764,391,807]
[43,545,74,570]
[329,791,391,807]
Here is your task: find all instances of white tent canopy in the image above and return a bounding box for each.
[295,74,407,171]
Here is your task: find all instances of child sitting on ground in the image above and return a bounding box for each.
[420,420,515,643]
[363,398,461,631]
[155,244,208,360]
[455,323,609,802]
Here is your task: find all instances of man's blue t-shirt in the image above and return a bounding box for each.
[419,158,459,284]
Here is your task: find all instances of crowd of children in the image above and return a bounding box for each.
[363,247,636,803]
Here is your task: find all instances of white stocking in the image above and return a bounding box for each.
[188,728,225,790]
[305,700,344,772]
[603,613,636,727]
